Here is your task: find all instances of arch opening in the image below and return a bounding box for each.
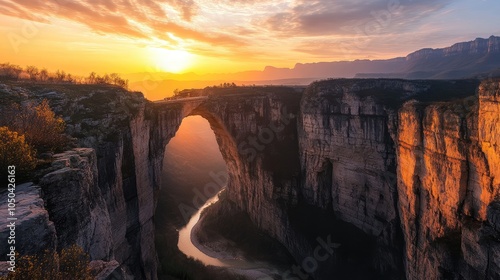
[153,101,295,279]
[154,114,234,278]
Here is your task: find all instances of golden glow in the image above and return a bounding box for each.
[149,47,194,73]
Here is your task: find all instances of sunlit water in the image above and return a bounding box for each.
[177,192,228,267]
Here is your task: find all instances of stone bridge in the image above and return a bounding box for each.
[150,88,303,228]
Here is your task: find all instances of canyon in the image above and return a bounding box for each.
[0,78,499,279]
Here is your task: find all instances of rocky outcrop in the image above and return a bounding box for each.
[0,84,159,279]
[39,149,113,261]
[0,183,57,257]
[89,260,124,280]
[59,89,160,279]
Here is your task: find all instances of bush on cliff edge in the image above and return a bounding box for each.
[4,99,68,153]
[0,126,37,176]
[0,245,92,280]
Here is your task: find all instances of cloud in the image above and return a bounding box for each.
[263,0,452,36]
[0,0,458,60]
[0,0,238,45]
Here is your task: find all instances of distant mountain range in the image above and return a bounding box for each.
[128,36,500,100]
[356,35,500,79]
[258,35,500,80]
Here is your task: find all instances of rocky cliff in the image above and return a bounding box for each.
[356,36,500,79]
[397,80,500,279]
[0,84,167,279]
[195,79,499,279]
[284,78,499,279]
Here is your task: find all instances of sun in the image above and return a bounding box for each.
[149,47,194,73]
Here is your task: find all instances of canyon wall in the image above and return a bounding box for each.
[0,85,172,279]
[298,80,410,278]
[55,88,161,279]
[294,79,500,279]
[397,80,500,279]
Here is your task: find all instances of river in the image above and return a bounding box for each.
[177,189,285,280]
[177,192,228,267]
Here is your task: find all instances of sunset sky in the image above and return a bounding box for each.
[1,0,499,76]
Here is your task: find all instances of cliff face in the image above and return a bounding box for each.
[0,84,164,279]
[0,183,56,258]
[293,79,499,279]
[397,81,500,279]
[40,149,112,261]
[298,80,409,278]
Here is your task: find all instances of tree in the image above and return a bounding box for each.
[25,65,39,81]
[0,63,22,79]
[39,68,49,81]
[55,70,66,82]
[87,72,96,84]
[109,73,120,84]
[65,73,74,83]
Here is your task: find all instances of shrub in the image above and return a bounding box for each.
[0,126,37,175]
[1,250,59,280]
[59,245,93,280]
[7,100,67,153]
[0,245,92,280]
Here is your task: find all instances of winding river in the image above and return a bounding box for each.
[176,190,283,279]
[177,192,228,267]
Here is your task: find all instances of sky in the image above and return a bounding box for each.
[1,0,500,76]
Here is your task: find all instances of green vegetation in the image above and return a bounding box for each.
[0,245,92,280]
